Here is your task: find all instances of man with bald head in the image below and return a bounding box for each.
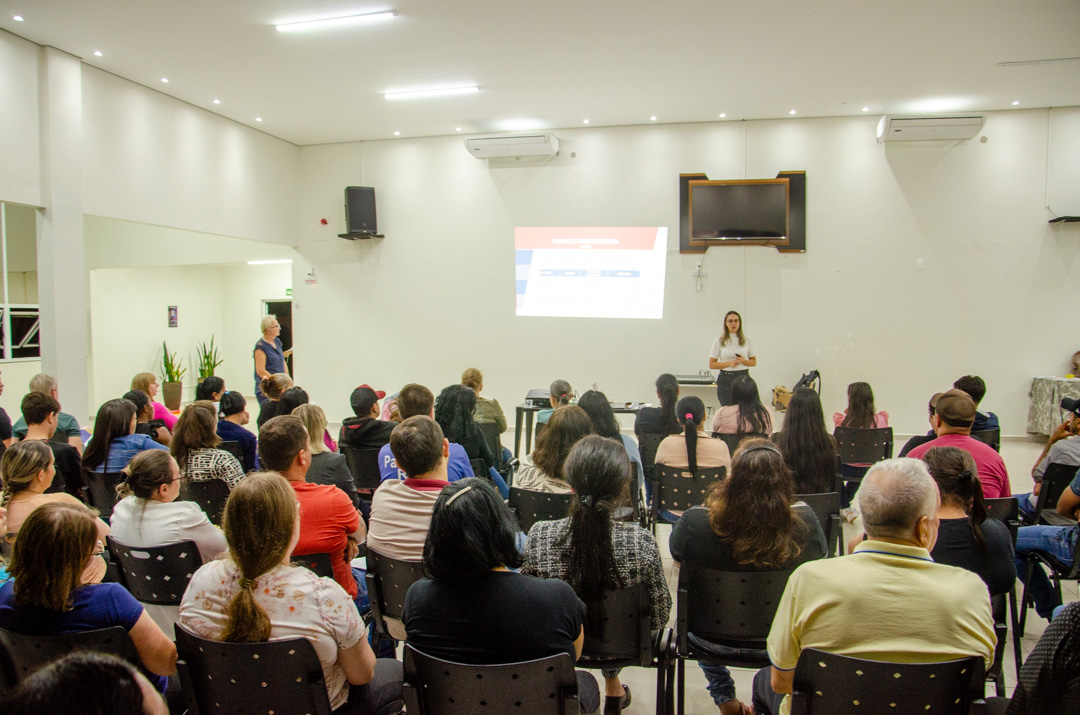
[751,458,996,715]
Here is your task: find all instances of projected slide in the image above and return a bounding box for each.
[515,227,668,319]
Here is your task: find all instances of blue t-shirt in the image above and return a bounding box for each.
[253,338,285,392]
[217,420,259,473]
[0,580,166,690]
[378,442,474,482]
[93,433,169,473]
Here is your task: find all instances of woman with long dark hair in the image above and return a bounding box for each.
[435,385,496,470]
[179,472,401,714]
[634,373,681,437]
[515,406,593,494]
[708,310,757,406]
[772,387,838,494]
[833,381,889,429]
[711,374,772,436]
[654,396,731,522]
[523,436,670,714]
[193,376,225,403]
[82,398,167,475]
[577,390,645,495]
[670,439,826,715]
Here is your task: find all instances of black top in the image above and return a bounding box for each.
[634,407,678,437]
[899,431,935,457]
[339,416,396,451]
[930,517,1015,597]
[306,452,360,508]
[459,429,496,471]
[256,400,279,429]
[0,407,11,441]
[29,438,84,497]
[403,571,586,665]
[669,502,827,570]
[1007,601,1080,715]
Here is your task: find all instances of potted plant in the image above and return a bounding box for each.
[160,341,186,411]
[195,336,224,384]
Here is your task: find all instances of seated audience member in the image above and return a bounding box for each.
[1005,601,1080,714]
[832,381,889,428]
[0,651,168,715]
[82,398,168,475]
[255,372,294,429]
[367,416,450,562]
[906,389,1011,499]
[515,405,593,494]
[403,478,601,714]
[2,441,110,583]
[1019,396,1080,519]
[655,396,732,520]
[340,384,396,450]
[772,387,838,494]
[20,391,84,497]
[752,458,995,715]
[171,401,245,489]
[463,367,507,434]
[954,374,999,432]
[898,392,943,457]
[123,389,171,446]
[193,375,226,404]
[109,450,227,564]
[670,439,826,715]
[13,373,85,453]
[1014,465,1080,620]
[279,386,337,452]
[216,391,258,472]
[379,392,400,423]
[179,472,401,714]
[259,416,366,607]
[377,384,473,483]
[131,372,178,431]
[0,503,177,693]
[577,390,645,493]
[434,384,508,498]
[293,404,360,508]
[523,436,670,714]
[537,378,573,425]
[633,373,681,438]
[0,369,13,447]
[712,374,773,436]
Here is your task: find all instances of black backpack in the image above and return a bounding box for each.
[793,370,821,393]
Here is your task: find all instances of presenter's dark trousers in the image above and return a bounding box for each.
[715,370,749,406]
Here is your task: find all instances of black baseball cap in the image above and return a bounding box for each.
[1062,397,1080,416]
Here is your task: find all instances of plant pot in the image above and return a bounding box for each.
[197,376,206,385]
[162,381,183,411]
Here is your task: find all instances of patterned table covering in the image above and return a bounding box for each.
[1028,377,1080,435]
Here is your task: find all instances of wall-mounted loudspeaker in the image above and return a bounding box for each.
[340,186,382,239]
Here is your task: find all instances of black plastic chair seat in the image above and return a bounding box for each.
[795,492,841,557]
[365,548,425,643]
[217,440,245,463]
[341,445,383,494]
[106,537,202,605]
[712,433,767,455]
[1023,462,1079,526]
[0,625,142,687]
[291,552,335,580]
[508,488,575,533]
[649,465,726,534]
[177,478,231,526]
[83,471,126,519]
[833,426,893,466]
[969,428,1001,452]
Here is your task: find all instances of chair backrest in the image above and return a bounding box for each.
[291,552,335,580]
[789,648,986,715]
[713,432,768,455]
[1032,463,1079,521]
[969,428,1001,452]
[106,537,202,605]
[469,458,488,478]
[0,626,142,686]
[637,432,666,482]
[217,440,245,463]
[795,493,841,557]
[175,623,333,715]
[652,464,726,513]
[508,488,575,533]
[178,478,231,526]
[678,564,792,648]
[83,471,126,519]
[579,584,652,668]
[403,644,579,715]
[477,422,504,467]
[365,548,426,641]
[984,497,1019,545]
[833,426,893,465]
[341,445,383,492]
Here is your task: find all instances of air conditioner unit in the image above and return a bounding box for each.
[876,114,985,142]
[464,132,559,158]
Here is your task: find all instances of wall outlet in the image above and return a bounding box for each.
[693,261,707,278]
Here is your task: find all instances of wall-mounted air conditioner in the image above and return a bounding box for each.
[876,114,985,142]
[464,132,559,158]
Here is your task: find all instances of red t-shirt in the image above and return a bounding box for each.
[290,481,361,598]
[907,433,1012,499]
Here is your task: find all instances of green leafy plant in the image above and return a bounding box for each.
[161,341,186,383]
[195,336,224,378]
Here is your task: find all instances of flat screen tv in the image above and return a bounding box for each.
[688,179,789,246]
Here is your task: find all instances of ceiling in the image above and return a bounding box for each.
[2,0,1079,146]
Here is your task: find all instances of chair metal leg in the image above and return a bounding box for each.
[677,657,685,715]
[1018,559,1037,637]
[1008,587,1023,678]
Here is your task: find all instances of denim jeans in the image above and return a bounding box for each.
[1013,491,1037,521]
[1015,524,1078,617]
[687,634,766,706]
[353,567,397,658]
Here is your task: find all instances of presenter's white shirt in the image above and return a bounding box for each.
[709,336,755,372]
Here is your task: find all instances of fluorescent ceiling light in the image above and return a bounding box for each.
[247,259,293,265]
[93,50,103,57]
[160,77,169,83]
[998,56,1080,67]
[13,15,23,21]
[276,11,395,32]
[213,99,220,104]
[384,86,479,100]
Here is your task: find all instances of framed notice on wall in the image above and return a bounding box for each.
[168,306,178,328]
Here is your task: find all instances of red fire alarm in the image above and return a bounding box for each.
[320,218,328,225]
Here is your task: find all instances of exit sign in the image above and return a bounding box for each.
[286,288,292,296]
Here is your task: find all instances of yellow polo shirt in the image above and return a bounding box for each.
[766,540,997,715]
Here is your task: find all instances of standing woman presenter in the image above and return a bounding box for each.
[253,315,292,405]
[708,310,756,406]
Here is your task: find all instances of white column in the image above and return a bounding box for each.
[36,46,89,424]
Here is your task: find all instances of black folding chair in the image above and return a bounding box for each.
[508,487,574,533]
[217,440,245,463]
[789,649,987,715]
[178,478,231,526]
[365,548,426,645]
[983,496,1022,683]
[342,445,383,499]
[675,564,793,715]
[711,432,767,455]
[578,584,675,715]
[83,470,126,519]
[476,421,519,483]
[969,428,1001,453]
[1019,526,1080,636]
[637,432,666,485]
[106,537,202,605]
[795,492,841,557]
[648,465,726,534]
[291,552,336,580]
[0,626,143,689]
[402,644,579,715]
[833,426,893,494]
[1022,462,1079,526]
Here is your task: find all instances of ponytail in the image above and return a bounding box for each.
[675,396,705,475]
[655,374,680,435]
[963,469,989,554]
[923,446,988,554]
[549,379,572,407]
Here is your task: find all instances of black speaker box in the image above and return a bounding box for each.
[344,186,377,235]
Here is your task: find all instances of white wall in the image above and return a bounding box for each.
[0,30,41,208]
[292,108,1080,437]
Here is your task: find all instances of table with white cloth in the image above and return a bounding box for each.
[1027,376,1080,435]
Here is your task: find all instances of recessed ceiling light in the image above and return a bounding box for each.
[13,15,23,21]
[650,116,657,121]
[276,11,396,32]
[93,51,103,57]
[160,78,169,83]
[789,109,797,115]
[861,106,869,112]
[393,131,400,136]
[255,117,263,122]
[247,259,293,265]
[213,99,220,105]
[455,127,462,132]
[1012,101,1020,106]
[583,119,590,125]
[719,113,726,118]
[384,86,479,100]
